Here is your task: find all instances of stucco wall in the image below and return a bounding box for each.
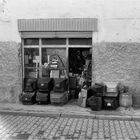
[92,42,140,92]
[2,0,140,43]
[1,0,140,103]
[0,41,22,103]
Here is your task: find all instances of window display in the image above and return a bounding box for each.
[24,48,39,78]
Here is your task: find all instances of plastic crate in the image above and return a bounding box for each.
[87,96,102,111]
[50,91,68,104]
[103,92,119,110]
[21,91,36,105]
[36,91,50,104]
[37,77,53,92]
[24,78,37,92]
[53,78,68,92]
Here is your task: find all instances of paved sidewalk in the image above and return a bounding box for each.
[0,100,139,120]
[0,114,140,140]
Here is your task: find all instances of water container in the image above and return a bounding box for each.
[78,89,87,107]
[119,92,132,108]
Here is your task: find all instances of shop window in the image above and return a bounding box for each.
[24,48,39,67]
[24,48,39,78]
[41,48,66,78]
[69,38,92,45]
[24,67,38,78]
[41,48,66,66]
[24,38,39,45]
[42,38,66,45]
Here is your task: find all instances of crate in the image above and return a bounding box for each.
[50,91,68,105]
[21,91,36,105]
[105,82,118,93]
[53,78,68,92]
[24,78,37,92]
[87,83,107,98]
[103,92,119,110]
[36,91,50,104]
[37,77,54,92]
[70,88,81,99]
[87,96,102,111]
[50,70,60,78]
[69,76,77,89]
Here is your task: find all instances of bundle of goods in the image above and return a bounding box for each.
[69,76,81,99]
[47,54,69,105]
[117,83,132,108]
[69,76,77,90]
[103,82,119,110]
[87,83,107,98]
[36,92,50,104]
[49,54,64,69]
[84,59,92,88]
[37,77,54,92]
[24,78,37,92]
[36,77,54,104]
[86,83,106,109]
[50,91,68,105]
[21,78,37,105]
[21,92,37,105]
[50,78,68,105]
[70,87,81,99]
[42,66,50,77]
[53,78,68,92]
[87,96,102,111]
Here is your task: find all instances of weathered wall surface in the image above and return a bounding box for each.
[0,0,140,103]
[0,41,22,103]
[92,42,140,92]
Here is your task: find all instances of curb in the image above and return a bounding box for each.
[0,110,61,118]
[0,109,139,121]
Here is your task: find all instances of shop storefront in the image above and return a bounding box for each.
[18,18,97,80]
[18,18,98,105]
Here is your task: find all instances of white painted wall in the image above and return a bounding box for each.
[0,0,140,42]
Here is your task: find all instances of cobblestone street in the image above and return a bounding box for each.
[0,114,139,140]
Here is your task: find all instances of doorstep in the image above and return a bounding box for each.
[0,100,139,121]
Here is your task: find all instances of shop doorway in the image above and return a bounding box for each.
[68,48,92,88]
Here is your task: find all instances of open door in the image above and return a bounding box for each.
[68,48,92,88]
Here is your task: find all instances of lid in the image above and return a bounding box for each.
[105,92,118,97]
[105,82,118,92]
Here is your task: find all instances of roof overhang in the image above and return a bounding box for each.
[18,18,98,32]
